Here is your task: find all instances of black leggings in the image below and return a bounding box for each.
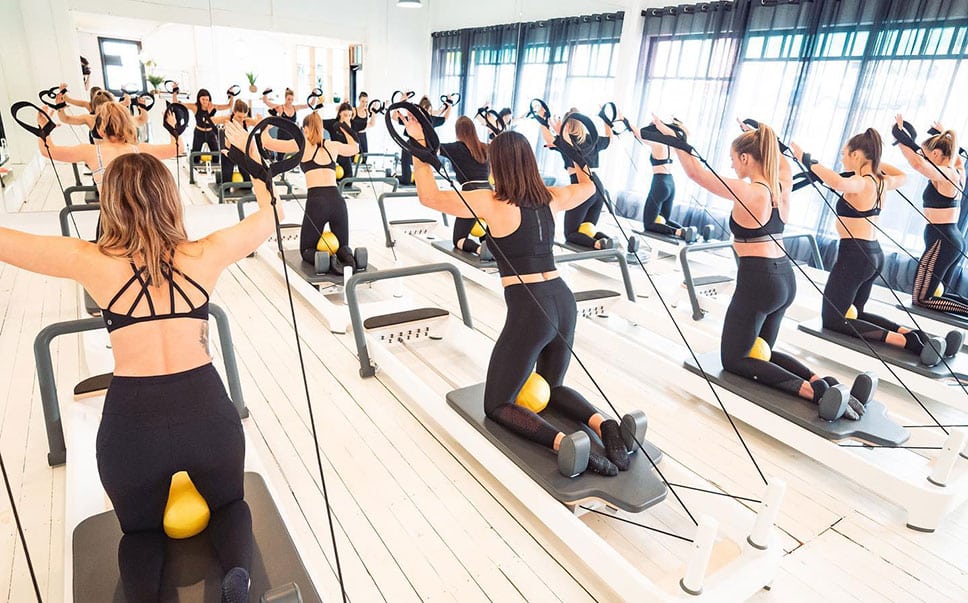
[400,149,413,184]
[722,256,815,396]
[821,238,903,340]
[191,128,219,163]
[642,173,682,235]
[96,364,251,601]
[564,173,606,247]
[914,222,968,316]
[300,186,352,265]
[357,132,369,160]
[484,279,600,449]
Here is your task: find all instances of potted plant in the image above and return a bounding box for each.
[246,72,258,93]
[147,74,165,94]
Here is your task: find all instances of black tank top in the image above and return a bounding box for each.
[300,144,336,173]
[439,142,489,184]
[492,204,557,278]
[351,109,368,132]
[195,106,217,129]
[729,182,785,243]
[100,262,210,334]
[923,182,958,209]
[836,174,882,218]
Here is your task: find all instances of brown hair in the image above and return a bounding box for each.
[846,128,883,175]
[337,102,353,115]
[418,96,432,111]
[232,99,249,116]
[454,116,487,164]
[924,130,957,164]
[285,87,294,98]
[732,123,781,200]
[95,102,137,143]
[88,86,103,105]
[98,154,188,286]
[491,132,552,208]
[91,90,115,113]
[302,112,324,146]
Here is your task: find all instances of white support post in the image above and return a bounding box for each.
[929,429,968,487]
[680,515,718,596]
[747,479,786,550]
[342,265,353,304]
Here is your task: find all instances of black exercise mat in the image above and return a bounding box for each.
[281,249,373,286]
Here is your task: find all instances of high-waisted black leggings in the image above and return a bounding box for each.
[564,173,606,247]
[452,182,493,247]
[914,222,968,316]
[722,256,816,396]
[484,278,600,449]
[642,173,682,235]
[96,363,251,600]
[300,186,352,265]
[191,128,219,163]
[821,238,904,340]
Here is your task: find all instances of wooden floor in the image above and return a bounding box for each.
[0,158,966,601]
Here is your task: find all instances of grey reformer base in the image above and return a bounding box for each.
[446,383,668,513]
[895,302,968,332]
[74,372,113,399]
[683,352,909,446]
[631,229,681,259]
[73,472,320,602]
[797,318,968,381]
[557,242,620,262]
[281,249,375,286]
[431,239,497,269]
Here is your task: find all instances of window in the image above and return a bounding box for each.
[98,37,145,95]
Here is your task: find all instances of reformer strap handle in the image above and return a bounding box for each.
[927,126,967,158]
[891,120,919,152]
[440,92,460,107]
[162,102,190,138]
[742,118,790,153]
[164,80,179,94]
[307,88,324,111]
[39,86,66,111]
[391,90,416,104]
[552,112,600,170]
[226,84,241,98]
[527,98,551,127]
[385,101,442,170]
[475,107,504,137]
[639,122,692,153]
[132,92,155,112]
[262,87,273,96]
[10,101,57,139]
[367,99,385,115]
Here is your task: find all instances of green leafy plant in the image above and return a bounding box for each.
[245,72,258,85]
[147,74,165,91]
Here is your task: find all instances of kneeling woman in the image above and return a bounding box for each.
[630,124,698,242]
[657,118,873,421]
[792,130,962,365]
[410,127,634,476]
[1,121,271,601]
[439,116,492,257]
[262,112,361,272]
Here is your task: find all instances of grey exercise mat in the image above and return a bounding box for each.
[683,352,909,446]
[895,302,968,331]
[281,249,373,286]
[73,472,321,602]
[557,242,619,262]
[798,318,967,381]
[446,383,668,513]
[431,240,497,268]
[208,181,251,199]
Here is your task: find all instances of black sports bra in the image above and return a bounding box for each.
[300,144,336,173]
[101,263,210,334]
[650,148,672,166]
[923,182,958,209]
[836,174,882,218]
[491,204,557,278]
[195,107,217,129]
[729,182,785,243]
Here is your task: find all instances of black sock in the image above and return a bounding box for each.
[903,331,925,353]
[810,379,829,403]
[459,239,480,253]
[221,567,249,603]
[586,453,618,476]
[600,420,629,471]
[822,376,839,387]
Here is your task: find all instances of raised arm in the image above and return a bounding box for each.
[879,161,907,191]
[549,167,595,213]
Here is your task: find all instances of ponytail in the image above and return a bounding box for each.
[302,112,323,146]
[732,123,780,198]
[925,129,957,165]
[847,128,883,176]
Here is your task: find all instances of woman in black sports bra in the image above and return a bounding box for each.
[212,99,260,187]
[262,111,361,272]
[438,116,492,258]
[658,118,874,422]
[407,120,639,477]
[173,84,236,164]
[0,121,274,601]
[352,91,376,161]
[630,122,700,242]
[895,115,968,317]
[792,130,960,365]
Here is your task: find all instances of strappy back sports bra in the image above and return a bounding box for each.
[729,182,785,243]
[92,143,139,186]
[300,143,336,173]
[923,181,959,209]
[836,174,882,218]
[101,262,210,333]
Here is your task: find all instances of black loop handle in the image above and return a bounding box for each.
[226,84,241,98]
[11,101,57,139]
[163,102,190,138]
[262,87,273,96]
[555,112,599,169]
[164,80,179,94]
[391,90,416,104]
[368,99,385,115]
[741,117,789,153]
[639,122,693,153]
[891,120,919,151]
[133,92,155,112]
[475,107,504,137]
[307,88,323,110]
[384,101,442,170]
[39,87,66,110]
[227,116,306,190]
[598,102,617,127]
[527,98,551,127]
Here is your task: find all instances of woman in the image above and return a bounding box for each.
[323,102,359,183]
[630,123,698,242]
[212,99,261,187]
[537,107,615,250]
[396,95,451,185]
[792,130,961,366]
[352,91,377,162]
[56,87,123,143]
[657,117,873,421]
[40,101,183,189]
[439,116,492,258]
[262,112,360,272]
[262,88,310,161]
[173,84,236,163]
[408,123,636,477]
[0,121,270,601]
[895,115,968,317]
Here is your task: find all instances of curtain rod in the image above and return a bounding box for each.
[432,11,624,38]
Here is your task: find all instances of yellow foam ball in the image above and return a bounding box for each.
[515,373,550,413]
[747,337,772,362]
[654,215,667,225]
[578,222,596,238]
[845,305,858,320]
[317,230,339,253]
[935,283,945,298]
[231,169,243,183]
[411,171,416,183]
[200,154,212,163]
[354,154,361,164]
[335,164,345,180]
[470,220,487,238]
[164,471,210,539]
[488,174,495,186]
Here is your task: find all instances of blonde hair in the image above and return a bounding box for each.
[95,102,137,144]
[732,124,781,200]
[562,108,587,145]
[98,154,188,286]
[302,112,324,146]
[924,130,957,165]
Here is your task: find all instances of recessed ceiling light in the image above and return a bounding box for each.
[398,0,422,7]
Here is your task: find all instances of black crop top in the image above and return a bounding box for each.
[195,106,217,129]
[439,142,489,184]
[729,182,785,243]
[649,148,672,166]
[101,263,210,334]
[351,110,368,132]
[301,144,336,173]
[492,204,557,278]
[923,182,958,209]
[836,174,882,218]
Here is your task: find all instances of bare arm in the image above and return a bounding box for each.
[412,158,480,218]
[0,228,96,281]
[879,161,907,190]
[57,109,95,127]
[259,131,300,154]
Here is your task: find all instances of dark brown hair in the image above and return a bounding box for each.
[846,128,882,175]
[491,132,552,208]
[455,116,487,164]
